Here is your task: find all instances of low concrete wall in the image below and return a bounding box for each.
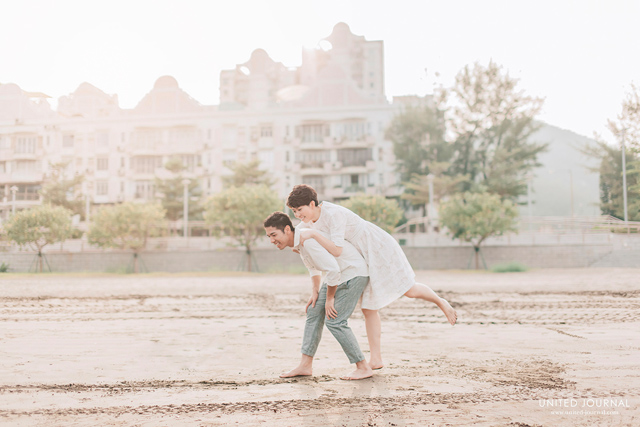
[403,244,613,270]
[0,243,616,273]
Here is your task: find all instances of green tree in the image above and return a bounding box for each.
[39,161,85,216]
[585,84,640,220]
[154,157,203,221]
[401,162,468,214]
[340,194,403,233]
[88,202,166,273]
[204,184,282,271]
[385,104,450,183]
[440,191,518,269]
[443,61,546,199]
[222,159,275,188]
[4,204,73,272]
[608,83,640,154]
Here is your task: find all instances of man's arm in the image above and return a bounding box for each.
[325,284,338,319]
[302,239,341,287]
[305,275,322,313]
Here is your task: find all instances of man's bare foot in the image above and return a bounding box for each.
[279,366,312,378]
[440,298,457,326]
[340,366,373,380]
[368,359,384,370]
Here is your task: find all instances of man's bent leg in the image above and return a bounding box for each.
[300,284,327,358]
[325,276,369,365]
[281,284,327,378]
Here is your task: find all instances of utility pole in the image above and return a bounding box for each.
[182,179,191,239]
[621,128,629,233]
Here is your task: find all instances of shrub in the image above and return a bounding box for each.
[491,262,528,273]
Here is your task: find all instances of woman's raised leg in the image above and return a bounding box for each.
[404,283,457,325]
[361,308,384,369]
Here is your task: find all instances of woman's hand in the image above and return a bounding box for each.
[298,229,315,246]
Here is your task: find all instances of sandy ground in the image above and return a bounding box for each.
[0,268,639,427]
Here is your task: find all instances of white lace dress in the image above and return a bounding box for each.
[305,201,415,310]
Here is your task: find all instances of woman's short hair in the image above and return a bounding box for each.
[286,184,318,209]
[263,211,294,232]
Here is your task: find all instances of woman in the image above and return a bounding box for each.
[287,184,456,370]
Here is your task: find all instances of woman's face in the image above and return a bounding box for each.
[292,203,316,223]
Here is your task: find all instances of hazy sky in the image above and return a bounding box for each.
[1,0,638,140]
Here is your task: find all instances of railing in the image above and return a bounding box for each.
[394,215,640,235]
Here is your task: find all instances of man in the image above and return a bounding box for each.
[263,211,373,380]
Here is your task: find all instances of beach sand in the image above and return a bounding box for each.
[1,269,638,426]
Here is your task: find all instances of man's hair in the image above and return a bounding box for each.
[286,184,318,209]
[263,211,294,233]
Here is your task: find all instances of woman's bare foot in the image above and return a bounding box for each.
[368,359,384,370]
[279,366,312,378]
[439,298,457,325]
[340,365,374,380]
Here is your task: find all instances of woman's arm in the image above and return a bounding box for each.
[299,229,343,257]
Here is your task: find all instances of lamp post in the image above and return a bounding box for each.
[426,173,435,232]
[182,178,191,238]
[620,129,629,232]
[525,173,533,232]
[10,185,18,215]
[85,180,93,224]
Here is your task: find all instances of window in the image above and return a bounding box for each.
[14,160,38,173]
[97,157,109,171]
[0,161,5,173]
[0,136,9,149]
[96,181,108,196]
[63,134,74,148]
[134,181,155,199]
[337,148,372,167]
[131,156,162,174]
[260,126,273,138]
[15,136,37,154]
[302,175,324,192]
[133,130,161,150]
[297,124,327,143]
[181,155,199,172]
[295,150,330,167]
[335,121,368,141]
[121,157,125,168]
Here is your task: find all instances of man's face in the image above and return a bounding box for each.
[291,203,315,223]
[265,226,293,250]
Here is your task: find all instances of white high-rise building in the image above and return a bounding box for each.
[0,23,408,220]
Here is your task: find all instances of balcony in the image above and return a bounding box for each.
[336,135,375,148]
[0,172,43,184]
[11,151,41,160]
[15,192,40,201]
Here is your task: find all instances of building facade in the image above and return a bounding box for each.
[0,23,410,220]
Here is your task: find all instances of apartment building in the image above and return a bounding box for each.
[0,23,405,220]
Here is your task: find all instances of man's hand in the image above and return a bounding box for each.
[298,229,315,246]
[325,296,338,319]
[305,291,319,313]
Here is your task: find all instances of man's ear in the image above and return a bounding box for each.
[309,201,316,209]
[284,225,292,234]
